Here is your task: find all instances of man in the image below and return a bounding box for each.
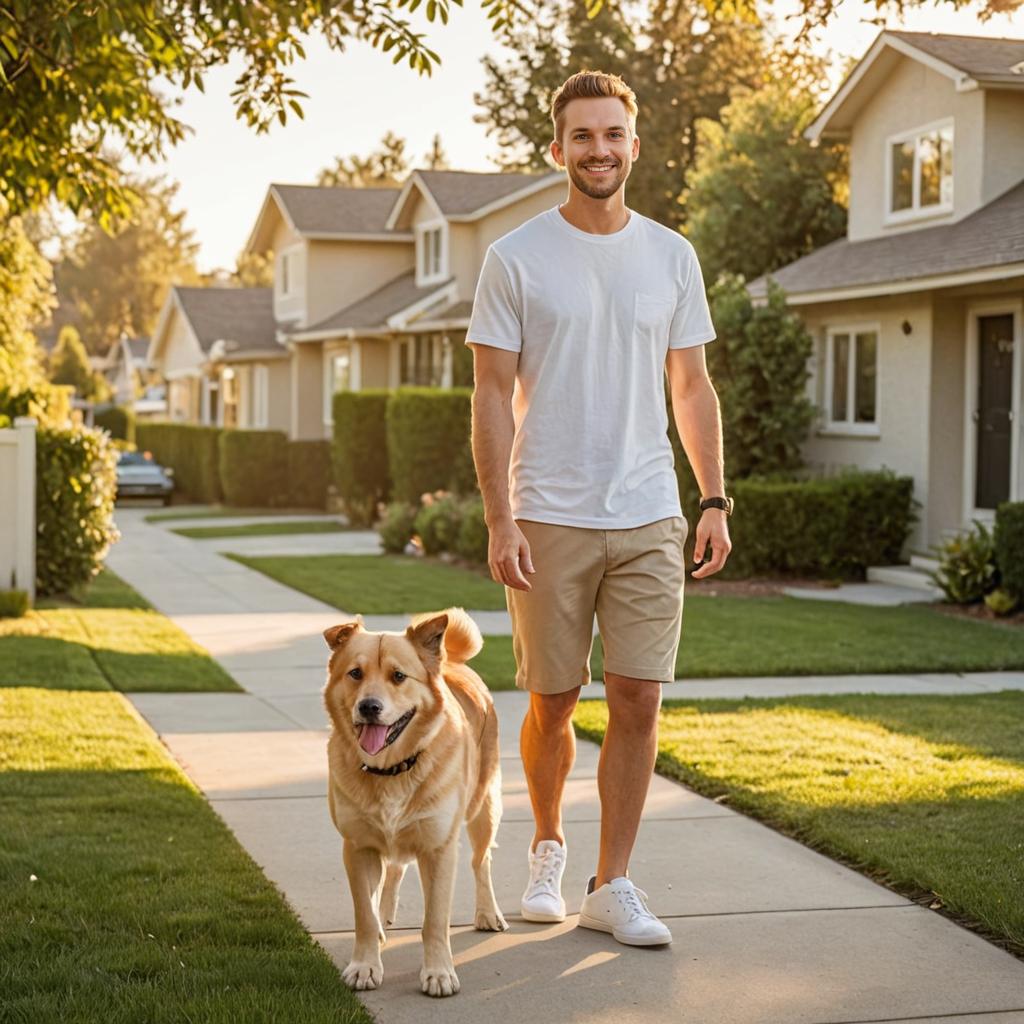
[465,69,733,947]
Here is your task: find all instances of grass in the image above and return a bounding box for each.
[228,553,507,614]
[573,691,1024,957]
[1,570,238,693]
[0,687,371,1023]
[144,507,327,524]
[171,521,350,539]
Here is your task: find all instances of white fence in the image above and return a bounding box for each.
[0,417,36,600]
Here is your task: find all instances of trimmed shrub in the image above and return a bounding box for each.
[454,495,489,564]
[94,404,136,444]
[717,467,917,580]
[35,426,119,596]
[332,390,391,526]
[219,429,288,508]
[377,501,418,554]
[136,422,223,503]
[930,520,998,603]
[287,440,331,510]
[413,492,463,555]
[994,500,1024,598]
[0,589,30,618]
[387,387,475,503]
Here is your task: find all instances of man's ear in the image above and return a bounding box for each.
[324,615,363,650]
[406,613,448,665]
[549,138,565,170]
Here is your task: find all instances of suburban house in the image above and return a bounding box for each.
[149,169,564,440]
[749,30,1024,556]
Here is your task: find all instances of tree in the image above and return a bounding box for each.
[48,325,109,402]
[0,212,52,393]
[473,0,768,231]
[423,132,451,170]
[318,131,412,187]
[54,175,200,355]
[684,58,848,287]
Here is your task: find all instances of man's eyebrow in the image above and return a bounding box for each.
[569,125,628,134]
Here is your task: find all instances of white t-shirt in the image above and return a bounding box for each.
[466,204,716,529]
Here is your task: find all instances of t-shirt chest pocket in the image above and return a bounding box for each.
[633,292,676,342]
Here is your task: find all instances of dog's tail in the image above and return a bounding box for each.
[409,606,482,664]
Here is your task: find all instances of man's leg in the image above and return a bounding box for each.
[520,685,581,852]
[594,671,662,887]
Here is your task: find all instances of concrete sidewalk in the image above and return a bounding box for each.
[110,509,1024,1023]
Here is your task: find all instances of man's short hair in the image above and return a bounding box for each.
[550,70,638,145]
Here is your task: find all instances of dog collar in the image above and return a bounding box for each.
[360,751,421,776]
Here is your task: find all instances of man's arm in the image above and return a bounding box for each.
[665,345,731,578]
[469,343,534,590]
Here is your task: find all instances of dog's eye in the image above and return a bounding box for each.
[348,667,363,680]
[393,670,406,682]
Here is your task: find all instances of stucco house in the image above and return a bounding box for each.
[149,169,563,439]
[749,30,1024,559]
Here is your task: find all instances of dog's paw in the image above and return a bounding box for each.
[420,963,460,997]
[343,959,383,990]
[474,906,509,931]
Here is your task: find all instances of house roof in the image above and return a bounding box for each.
[806,30,1024,140]
[292,270,455,338]
[174,287,278,353]
[126,336,151,361]
[271,185,402,235]
[747,179,1024,303]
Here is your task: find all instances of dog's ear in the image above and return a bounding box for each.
[406,612,448,668]
[324,616,363,651]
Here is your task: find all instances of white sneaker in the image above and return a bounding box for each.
[578,874,673,946]
[520,839,567,922]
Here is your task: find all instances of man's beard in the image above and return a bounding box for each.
[566,158,629,199]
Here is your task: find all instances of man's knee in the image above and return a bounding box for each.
[527,685,581,730]
[604,672,662,720]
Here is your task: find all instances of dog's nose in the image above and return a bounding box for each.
[357,698,384,719]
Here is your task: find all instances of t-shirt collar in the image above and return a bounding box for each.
[550,204,638,244]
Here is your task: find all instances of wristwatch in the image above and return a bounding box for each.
[699,495,734,516]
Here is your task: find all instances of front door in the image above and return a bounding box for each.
[974,313,1014,510]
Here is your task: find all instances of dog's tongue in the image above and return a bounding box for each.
[359,724,389,755]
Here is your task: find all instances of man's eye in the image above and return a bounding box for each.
[393,671,406,682]
[348,667,362,680]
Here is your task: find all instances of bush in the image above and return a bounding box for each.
[332,390,391,526]
[717,467,917,580]
[287,440,331,510]
[35,426,119,596]
[0,382,72,429]
[929,520,998,604]
[984,587,1019,616]
[136,422,223,503]
[454,495,489,564]
[219,429,288,507]
[994,501,1024,598]
[94,404,136,444]
[377,501,418,554]
[386,387,475,503]
[0,589,30,618]
[413,491,464,555]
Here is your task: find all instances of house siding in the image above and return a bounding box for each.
[982,90,1024,207]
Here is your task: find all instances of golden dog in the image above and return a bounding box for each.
[323,607,508,998]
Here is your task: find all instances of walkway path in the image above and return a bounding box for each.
[108,509,1024,1024]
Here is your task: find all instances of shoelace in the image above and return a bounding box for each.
[526,848,564,897]
[614,885,654,922]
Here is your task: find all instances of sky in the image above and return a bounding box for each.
[140,0,1023,272]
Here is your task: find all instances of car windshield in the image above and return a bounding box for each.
[117,451,152,466]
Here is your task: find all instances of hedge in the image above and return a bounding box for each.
[136,422,223,503]
[386,387,476,504]
[219,429,288,507]
[35,426,119,596]
[332,390,391,526]
[994,501,1024,597]
[94,404,136,444]
[288,440,331,510]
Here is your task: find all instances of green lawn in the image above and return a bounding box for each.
[0,687,372,1023]
[573,691,1024,956]
[144,507,327,523]
[2,570,238,693]
[229,553,507,613]
[172,521,350,539]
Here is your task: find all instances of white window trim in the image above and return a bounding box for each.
[253,364,269,429]
[884,117,954,226]
[323,342,362,426]
[278,243,303,298]
[820,323,881,437]
[415,219,449,286]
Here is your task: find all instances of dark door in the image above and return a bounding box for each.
[974,313,1014,509]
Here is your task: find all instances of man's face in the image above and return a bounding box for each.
[551,96,639,200]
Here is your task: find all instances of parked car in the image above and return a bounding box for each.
[115,450,174,504]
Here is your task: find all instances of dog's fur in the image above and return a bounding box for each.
[323,607,508,998]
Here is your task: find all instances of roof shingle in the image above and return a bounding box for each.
[174,287,279,353]
[888,30,1024,83]
[272,185,401,235]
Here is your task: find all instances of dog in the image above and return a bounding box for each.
[322,607,509,998]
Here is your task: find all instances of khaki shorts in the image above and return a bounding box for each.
[506,515,689,694]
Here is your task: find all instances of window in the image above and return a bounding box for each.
[418,225,445,281]
[400,334,448,387]
[280,252,291,295]
[253,364,269,428]
[888,121,953,219]
[324,344,354,424]
[826,327,878,431]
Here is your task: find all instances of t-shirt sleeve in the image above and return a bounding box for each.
[668,245,717,350]
[465,246,522,353]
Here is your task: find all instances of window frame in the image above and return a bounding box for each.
[884,117,954,226]
[821,323,881,437]
[415,220,448,285]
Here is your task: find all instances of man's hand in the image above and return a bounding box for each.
[690,509,732,579]
[488,517,535,591]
